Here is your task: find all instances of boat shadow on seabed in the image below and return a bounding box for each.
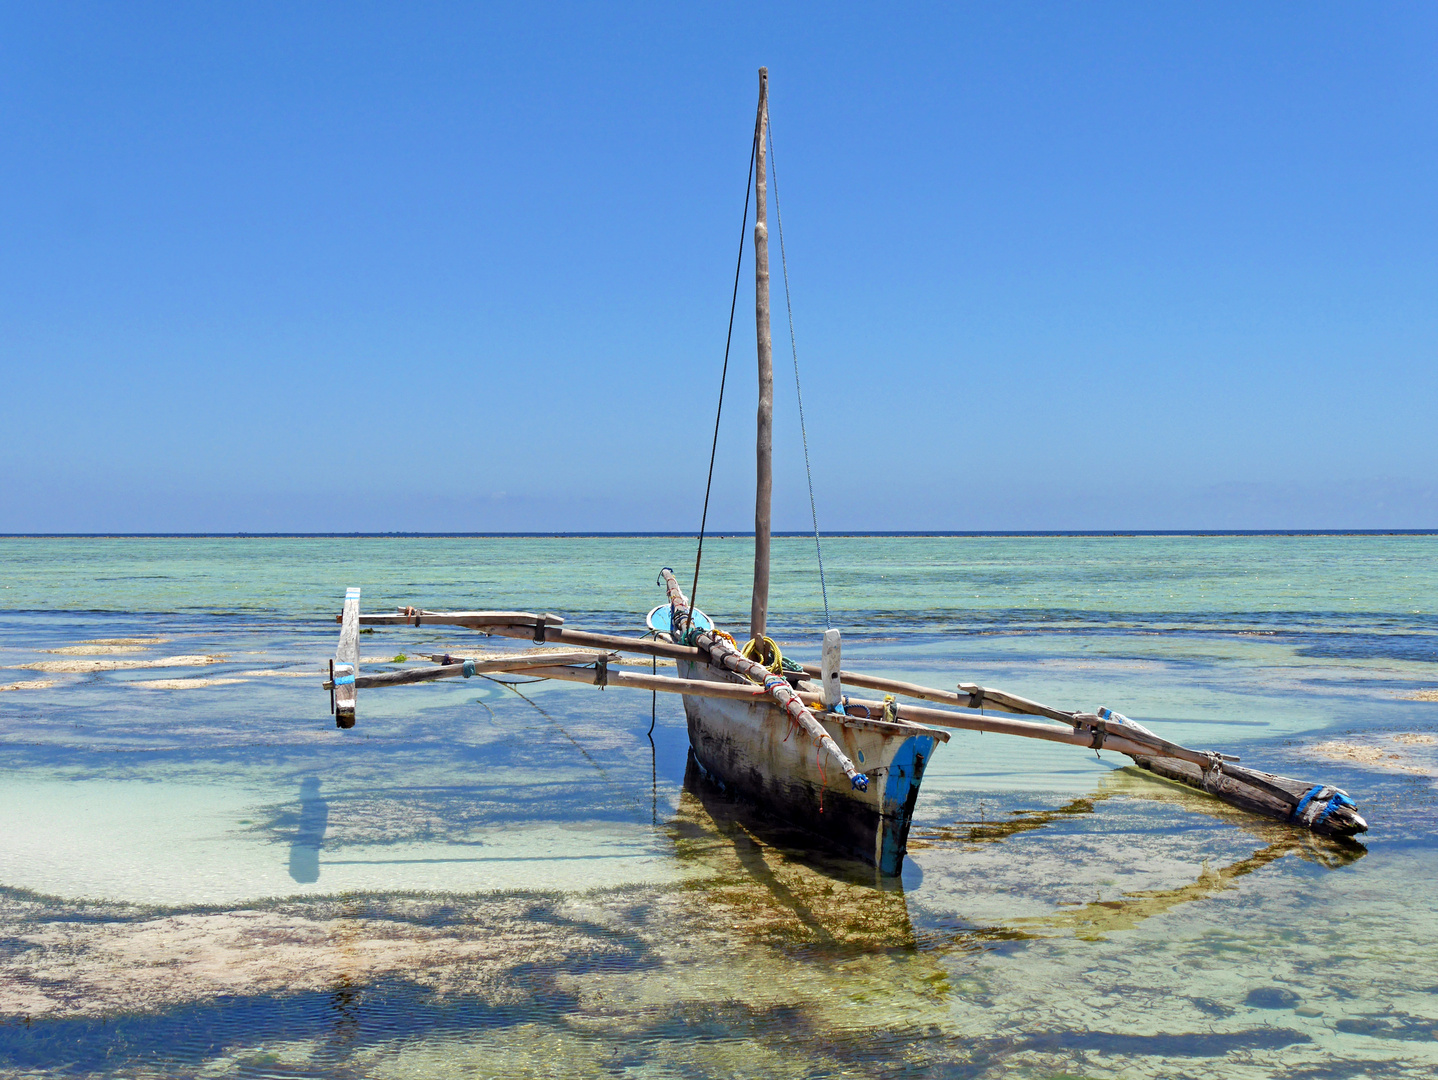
[669,754,1366,956]
[672,750,921,956]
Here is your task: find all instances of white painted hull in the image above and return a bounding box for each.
[677,658,944,876]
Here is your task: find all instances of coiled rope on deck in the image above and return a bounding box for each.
[741,634,784,674]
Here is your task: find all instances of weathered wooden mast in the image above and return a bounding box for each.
[750,66,773,643]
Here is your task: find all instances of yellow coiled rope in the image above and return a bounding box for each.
[741,635,784,675]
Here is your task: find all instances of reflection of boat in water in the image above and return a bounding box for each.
[670,752,920,955]
[1013,831,1358,942]
[662,756,1365,963]
[908,766,1366,945]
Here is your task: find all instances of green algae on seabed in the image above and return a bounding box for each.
[0,534,1436,1078]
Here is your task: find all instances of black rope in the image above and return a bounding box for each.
[690,112,760,617]
[648,646,657,824]
[647,632,657,737]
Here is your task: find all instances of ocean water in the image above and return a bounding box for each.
[0,534,1435,1079]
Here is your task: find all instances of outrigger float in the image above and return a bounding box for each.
[321,70,1367,877]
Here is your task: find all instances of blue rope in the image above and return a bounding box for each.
[1316,790,1356,825]
[1290,785,1325,822]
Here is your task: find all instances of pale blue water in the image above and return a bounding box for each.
[0,535,1435,1078]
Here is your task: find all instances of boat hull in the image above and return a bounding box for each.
[678,658,939,876]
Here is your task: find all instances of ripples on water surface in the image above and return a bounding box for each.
[0,535,1435,1078]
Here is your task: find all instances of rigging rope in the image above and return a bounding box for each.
[689,116,760,618]
[766,116,832,629]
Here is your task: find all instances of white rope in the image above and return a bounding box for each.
[766,115,832,629]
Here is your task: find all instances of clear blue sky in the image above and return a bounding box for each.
[3,2,1435,532]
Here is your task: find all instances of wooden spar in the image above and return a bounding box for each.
[797,664,1074,723]
[477,662,950,742]
[751,65,773,643]
[798,665,1237,764]
[334,586,361,728]
[959,682,1077,724]
[658,568,868,790]
[352,610,563,629]
[352,609,703,663]
[848,695,1168,756]
[847,695,1364,837]
[486,622,701,662]
[323,651,606,690]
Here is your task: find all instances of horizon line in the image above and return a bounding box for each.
[2,530,1436,539]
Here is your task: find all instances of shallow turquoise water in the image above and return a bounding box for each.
[0,536,1435,1078]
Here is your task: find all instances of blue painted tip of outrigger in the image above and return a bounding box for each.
[646,604,713,636]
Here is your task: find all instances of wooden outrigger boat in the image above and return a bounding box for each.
[321,70,1367,876]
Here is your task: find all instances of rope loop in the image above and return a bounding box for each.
[742,635,784,674]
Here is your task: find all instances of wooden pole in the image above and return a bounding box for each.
[797,664,1076,723]
[354,609,710,664]
[352,609,561,629]
[751,66,773,643]
[486,622,703,662]
[820,629,842,710]
[323,651,606,690]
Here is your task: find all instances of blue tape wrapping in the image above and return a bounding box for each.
[462,659,475,678]
[850,773,869,791]
[1316,790,1356,825]
[1290,785,1325,822]
[333,674,355,686]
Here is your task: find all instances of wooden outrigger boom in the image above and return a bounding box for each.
[328,597,1369,843]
